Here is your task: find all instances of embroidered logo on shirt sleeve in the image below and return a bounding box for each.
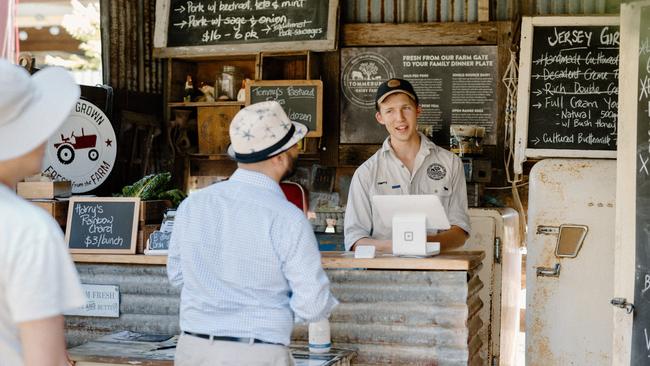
[427,163,447,180]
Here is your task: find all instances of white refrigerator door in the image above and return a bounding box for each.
[526,159,615,365]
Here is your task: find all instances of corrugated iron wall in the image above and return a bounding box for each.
[343,0,620,23]
[495,0,620,20]
[101,0,163,93]
[295,269,484,365]
[67,264,483,365]
[66,264,180,347]
[344,0,484,22]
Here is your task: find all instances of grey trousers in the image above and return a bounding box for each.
[174,333,295,366]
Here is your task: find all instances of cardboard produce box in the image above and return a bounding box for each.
[32,200,69,227]
[17,181,71,199]
[137,224,160,254]
[139,200,172,224]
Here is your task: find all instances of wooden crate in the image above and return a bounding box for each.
[197,105,240,154]
[139,200,172,225]
[32,200,69,227]
[136,224,160,254]
[17,181,71,199]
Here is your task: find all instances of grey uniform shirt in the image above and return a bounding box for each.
[344,133,471,251]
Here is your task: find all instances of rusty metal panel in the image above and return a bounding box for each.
[67,264,483,365]
[294,269,484,365]
[495,0,620,19]
[104,0,163,93]
[343,0,486,23]
[65,264,180,347]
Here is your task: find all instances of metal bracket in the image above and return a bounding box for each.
[536,263,561,277]
[611,298,635,314]
[537,226,560,235]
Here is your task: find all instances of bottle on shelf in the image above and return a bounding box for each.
[216,65,243,101]
[183,75,194,103]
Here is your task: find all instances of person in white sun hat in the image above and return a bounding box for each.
[168,101,338,366]
[0,59,85,366]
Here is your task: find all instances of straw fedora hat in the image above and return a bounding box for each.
[227,101,307,163]
[0,60,80,161]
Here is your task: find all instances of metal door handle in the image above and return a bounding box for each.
[536,263,561,277]
[611,298,635,314]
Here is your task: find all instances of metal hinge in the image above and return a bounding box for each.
[537,225,559,235]
[611,298,635,314]
[536,263,561,277]
[494,237,501,264]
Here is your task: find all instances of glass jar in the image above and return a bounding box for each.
[215,66,243,101]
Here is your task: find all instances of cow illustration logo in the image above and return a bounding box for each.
[341,52,395,108]
[42,99,117,193]
[427,163,446,180]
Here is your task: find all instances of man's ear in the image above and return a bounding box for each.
[416,105,423,116]
[270,153,285,166]
[375,111,385,126]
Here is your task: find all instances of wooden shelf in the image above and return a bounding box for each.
[187,152,320,161]
[168,101,245,107]
[72,254,167,265]
[187,153,232,161]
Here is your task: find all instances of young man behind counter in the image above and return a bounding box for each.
[167,101,338,366]
[344,78,471,253]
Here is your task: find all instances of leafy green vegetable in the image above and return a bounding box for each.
[118,172,183,205]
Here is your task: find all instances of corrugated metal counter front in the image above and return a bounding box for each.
[68,251,485,366]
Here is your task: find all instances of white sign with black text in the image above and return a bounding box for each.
[63,284,119,318]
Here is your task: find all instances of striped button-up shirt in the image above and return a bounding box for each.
[168,169,338,345]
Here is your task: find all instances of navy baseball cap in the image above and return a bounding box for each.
[375,78,419,109]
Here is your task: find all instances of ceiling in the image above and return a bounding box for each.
[16,0,98,28]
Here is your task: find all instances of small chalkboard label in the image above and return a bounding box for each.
[153,0,339,58]
[246,80,322,137]
[65,197,140,254]
[147,231,171,251]
[514,16,619,174]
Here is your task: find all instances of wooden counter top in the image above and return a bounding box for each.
[72,254,168,265]
[321,251,484,270]
[72,251,484,270]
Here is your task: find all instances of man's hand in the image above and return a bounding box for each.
[427,225,469,252]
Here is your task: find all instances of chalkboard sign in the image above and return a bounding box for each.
[246,80,322,137]
[632,3,650,363]
[153,0,339,58]
[514,16,619,174]
[65,197,140,254]
[147,231,171,252]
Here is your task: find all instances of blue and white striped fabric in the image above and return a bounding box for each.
[167,169,338,346]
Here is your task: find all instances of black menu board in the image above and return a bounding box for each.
[526,24,619,150]
[65,197,140,254]
[513,16,619,175]
[153,0,338,57]
[633,4,650,364]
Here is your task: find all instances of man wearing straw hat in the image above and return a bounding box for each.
[0,60,85,365]
[168,100,338,366]
[344,78,471,253]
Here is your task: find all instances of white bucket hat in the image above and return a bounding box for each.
[0,60,80,161]
[227,100,307,163]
